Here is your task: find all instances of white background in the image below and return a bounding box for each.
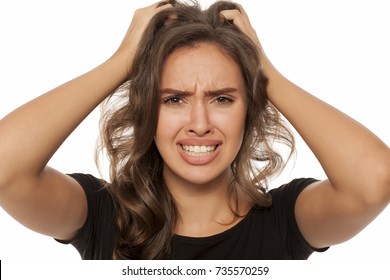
[1,0,389,261]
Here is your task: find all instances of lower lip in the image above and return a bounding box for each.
[177,145,220,165]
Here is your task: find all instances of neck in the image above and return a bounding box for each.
[164,168,250,237]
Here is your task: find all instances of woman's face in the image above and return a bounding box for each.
[155,43,247,188]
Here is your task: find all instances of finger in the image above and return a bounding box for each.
[236,4,249,18]
[220,8,261,48]
[156,0,173,9]
[220,9,246,29]
[220,9,241,20]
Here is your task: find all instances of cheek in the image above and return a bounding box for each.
[213,107,246,136]
[230,109,247,148]
[155,109,184,144]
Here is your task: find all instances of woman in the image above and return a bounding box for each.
[0,0,389,260]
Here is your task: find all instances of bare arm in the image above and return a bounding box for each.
[222,5,390,248]
[0,2,172,240]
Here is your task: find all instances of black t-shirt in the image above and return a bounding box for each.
[57,173,327,259]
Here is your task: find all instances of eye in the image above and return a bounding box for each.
[161,95,183,105]
[213,95,235,104]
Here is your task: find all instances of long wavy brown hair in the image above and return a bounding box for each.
[97,0,295,259]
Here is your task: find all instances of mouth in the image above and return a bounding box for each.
[180,144,219,157]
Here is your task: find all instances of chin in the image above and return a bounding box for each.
[175,168,231,187]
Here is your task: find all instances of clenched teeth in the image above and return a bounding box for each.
[181,145,217,156]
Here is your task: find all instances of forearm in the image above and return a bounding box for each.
[264,58,390,199]
[0,54,128,185]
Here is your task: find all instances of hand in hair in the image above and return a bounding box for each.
[220,4,262,51]
[219,5,272,77]
[114,1,173,73]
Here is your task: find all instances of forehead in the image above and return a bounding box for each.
[160,43,244,89]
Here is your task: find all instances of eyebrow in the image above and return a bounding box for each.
[160,88,191,96]
[160,87,238,96]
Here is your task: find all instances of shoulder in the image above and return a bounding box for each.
[269,178,318,202]
[68,173,106,191]
[252,178,326,258]
[67,173,111,201]
[66,173,116,225]
[63,173,117,259]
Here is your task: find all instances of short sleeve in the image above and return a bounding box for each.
[270,178,329,259]
[55,173,116,260]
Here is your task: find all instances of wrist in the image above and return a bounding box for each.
[107,50,134,83]
[260,55,286,98]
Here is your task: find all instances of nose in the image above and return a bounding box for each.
[185,100,213,137]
